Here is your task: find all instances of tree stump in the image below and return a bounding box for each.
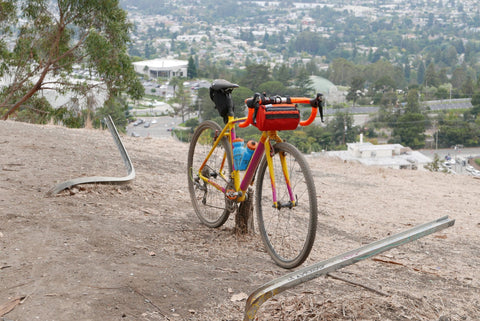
[234,187,254,235]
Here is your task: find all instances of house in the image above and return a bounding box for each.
[324,137,432,170]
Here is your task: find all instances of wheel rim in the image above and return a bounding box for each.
[256,143,316,268]
[188,122,231,227]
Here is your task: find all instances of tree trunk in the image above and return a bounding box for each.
[234,188,254,235]
[85,110,93,129]
[1,66,50,120]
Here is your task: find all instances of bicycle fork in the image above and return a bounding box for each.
[263,139,296,209]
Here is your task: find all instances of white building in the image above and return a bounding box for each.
[325,138,432,170]
[133,58,188,79]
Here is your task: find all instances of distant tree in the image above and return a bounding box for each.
[453,39,465,54]
[305,58,320,75]
[327,58,358,86]
[197,87,218,121]
[417,61,425,86]
[451,67,467,90]
[404,62,411,81]
[379,91,398,109]
[169,77,182,97]
[424,153,443,172]
[187,56,198,79]
[364,60,404,90]
[144,42,155,59]
[472,91,480,107]
[346,76,365,106]
[372,75,396,93]
[231,87,252,118]
[95,96,129,132]
[196,85,250,124]
[272,64,292,87]
[435,87,449,100]
[240,30,255,44]
[438,68,448,85]
[1,0,143,121]
[390,88,427,148]
[304,124,333,151]
[294,31,325,56]
[258,81,287,96]
[468,92,480,118]
[438,117,474,147]
[327,112,356,146]
[172,82,191,123]
[239,64,271,91]
[293,67,314,96]
[392,112,426,149]
[462,75,475,97]
[425,62,438,87]
[405,89,421,113]
[464,42,475,64]
[441,45,458,67]
[376,103,396,126]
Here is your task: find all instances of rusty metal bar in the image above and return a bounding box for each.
[244,216,455,320]
[46,115,135,196]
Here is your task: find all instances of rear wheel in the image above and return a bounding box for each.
[187,121,232,228]
[255,142,317,268]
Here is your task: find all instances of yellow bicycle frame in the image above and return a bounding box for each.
[196,115,294,206]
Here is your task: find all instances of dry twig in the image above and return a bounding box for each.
[327,273,389,297]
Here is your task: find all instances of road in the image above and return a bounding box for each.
[419,147,480,175]
[126,116,182,138]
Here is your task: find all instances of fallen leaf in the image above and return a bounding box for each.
[0,296,25,317]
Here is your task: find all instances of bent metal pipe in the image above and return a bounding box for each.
[244,216,455,320]
[46,115,135,196]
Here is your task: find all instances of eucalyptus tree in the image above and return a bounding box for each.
[172,81,190,123]
[0,0,143,121]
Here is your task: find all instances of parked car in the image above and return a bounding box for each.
[144,121,150,128]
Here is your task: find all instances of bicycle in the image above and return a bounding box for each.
[187,79,324,269]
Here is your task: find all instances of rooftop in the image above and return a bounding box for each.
[322,141,432,170]
[133,59,188,70]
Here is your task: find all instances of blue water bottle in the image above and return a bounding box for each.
[232,138,245,170]
[239,140,257,170]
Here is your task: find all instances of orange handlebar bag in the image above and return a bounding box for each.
[254,104,300,131]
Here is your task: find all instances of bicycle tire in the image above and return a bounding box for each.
[255,142,317,269]
[187,120,232,228]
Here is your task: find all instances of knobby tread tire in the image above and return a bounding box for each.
[255,142,317,269]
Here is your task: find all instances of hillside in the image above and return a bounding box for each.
[1,120,479,320]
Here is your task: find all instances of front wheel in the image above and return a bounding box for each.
[187,121,232,228]
[255,142,317,269]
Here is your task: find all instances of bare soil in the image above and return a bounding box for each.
[1,120,479,321]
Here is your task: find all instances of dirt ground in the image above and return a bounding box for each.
[1,120,479,321]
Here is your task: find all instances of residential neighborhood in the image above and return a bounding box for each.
[124,0,480,74]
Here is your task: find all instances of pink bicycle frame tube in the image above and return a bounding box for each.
[239,140,265,192]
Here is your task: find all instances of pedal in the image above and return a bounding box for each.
[226,189,242,200]
[225,180,242,201]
